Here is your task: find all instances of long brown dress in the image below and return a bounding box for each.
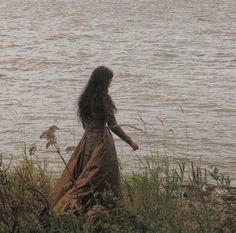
[51,94,132,213]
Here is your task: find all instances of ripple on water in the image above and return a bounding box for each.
[0,0,235,180]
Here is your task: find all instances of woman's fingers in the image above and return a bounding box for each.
[131,141,139,151]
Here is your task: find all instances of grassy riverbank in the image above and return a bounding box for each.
[1,144,235,233]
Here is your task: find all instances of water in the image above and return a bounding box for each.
[0,0,235,180]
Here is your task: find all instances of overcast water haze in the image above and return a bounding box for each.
[0,0,235,181]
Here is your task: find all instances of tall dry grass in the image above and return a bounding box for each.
[1,142,235,233]
[0,117,236,233]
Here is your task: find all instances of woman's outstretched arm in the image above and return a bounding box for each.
[104,95,139,150]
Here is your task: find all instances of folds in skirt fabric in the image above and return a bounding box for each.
[51,128,123,213]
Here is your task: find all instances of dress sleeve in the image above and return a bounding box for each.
[104,95,132,145]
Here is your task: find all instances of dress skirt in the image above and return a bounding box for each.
[51,127,123,213]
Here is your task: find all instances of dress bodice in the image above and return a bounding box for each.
[82,94,132,146]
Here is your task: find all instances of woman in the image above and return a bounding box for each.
[51,66,139,213]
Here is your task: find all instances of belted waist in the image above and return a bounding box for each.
[84,127,108,133]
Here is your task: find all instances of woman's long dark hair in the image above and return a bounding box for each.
[77,66,117,121]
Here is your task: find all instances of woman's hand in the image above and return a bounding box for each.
[130,141,139,151]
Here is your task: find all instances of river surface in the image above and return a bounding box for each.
[0,0,235,181]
